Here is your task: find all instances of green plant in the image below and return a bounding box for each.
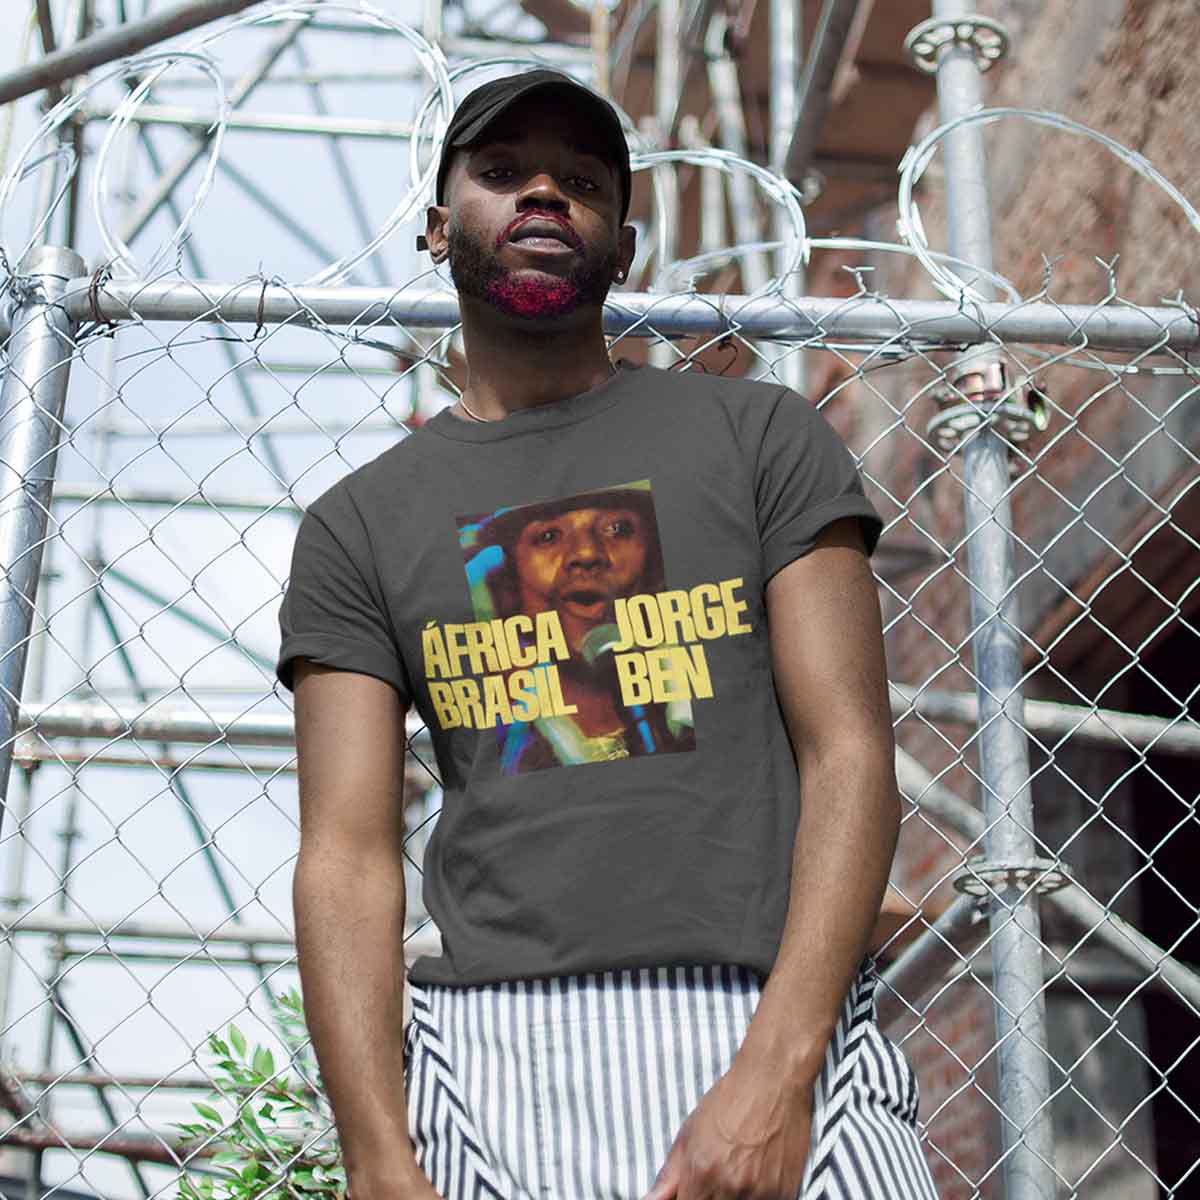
[171,988,345,1200]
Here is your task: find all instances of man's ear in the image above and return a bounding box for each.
[616,223,637,282]
[423,204,450,262]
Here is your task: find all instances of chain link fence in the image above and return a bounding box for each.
[0,252,1195,1200]
[0,3,1198,1200]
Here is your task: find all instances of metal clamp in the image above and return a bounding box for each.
[953,858,1074,899]
[904,15,1011,75]
[926,360,1049,453]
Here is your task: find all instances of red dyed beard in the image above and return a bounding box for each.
[484,274,581,318]
[447,221,616,323]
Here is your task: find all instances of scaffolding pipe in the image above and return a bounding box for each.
[14,742,296,774]
[54,945,299,967]
[0,0,265,106]
[705,13,771,294]
[0,247,85,835]
[934,4,1057,1190]
[65,415,410,437]
[117,14,312,250]
[50,482,301,515]
[0,907,443,956]
[129,126,293,487]
[592,0,611,95]
[80,103,417,140]
[650,0,682,367]
[13,686,1197,760]
[892,683,1200,758]
[783,0,864,185]
[16,1069,311,1093]
[1049,886,1200,1017]
[770,0,806,393]
[893,745,1200,1014]
[876,893,989,1031]
[14,700,428,747]
[0,252,98,1200]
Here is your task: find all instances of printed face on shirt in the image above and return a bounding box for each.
[452,480,701,775]
[511,505,649,651]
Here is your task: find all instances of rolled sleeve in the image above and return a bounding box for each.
[756,389,883,583]
[276,502,412,700]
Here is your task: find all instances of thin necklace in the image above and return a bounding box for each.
[457,362,619,424]
[457,394,489,422]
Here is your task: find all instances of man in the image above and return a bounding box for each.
[458,480,695,771]
[278,68,939,1200]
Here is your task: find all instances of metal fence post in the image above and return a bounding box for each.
[925,4,1059,1197]
[0,245,85,836]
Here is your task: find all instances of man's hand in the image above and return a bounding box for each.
[347,1162,443,1200]
[347,1181,442,1200]
[643,1043,815,1200]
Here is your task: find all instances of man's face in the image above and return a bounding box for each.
[428,94,634,323]
[511,505,649,650]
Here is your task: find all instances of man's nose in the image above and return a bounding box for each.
[516,172,569,211]
[566,529,607,565]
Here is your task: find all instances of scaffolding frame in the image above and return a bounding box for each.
[0,3,1198,1199]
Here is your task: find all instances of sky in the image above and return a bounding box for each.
[0,3,543,1196]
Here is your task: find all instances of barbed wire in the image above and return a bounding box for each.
[5,2,1200,337]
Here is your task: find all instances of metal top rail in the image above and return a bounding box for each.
[5,276,1200,354]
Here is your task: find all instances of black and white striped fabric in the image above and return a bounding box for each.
[403,962,939,1199]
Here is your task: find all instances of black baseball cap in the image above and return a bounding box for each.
[427,68,633,225]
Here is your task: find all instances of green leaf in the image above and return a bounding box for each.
[237,1108,271,1150]
[193,1102,224,1124]
[229,1025,247,1059]
[252,1046,275,1078]
[240,1162,261,1183]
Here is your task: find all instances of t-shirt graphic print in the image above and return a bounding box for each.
[425,478,753,774]
[275,364,887,986]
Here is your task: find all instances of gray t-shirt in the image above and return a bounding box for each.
[276,362,882,987]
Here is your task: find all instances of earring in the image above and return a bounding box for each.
[615,269,626,282]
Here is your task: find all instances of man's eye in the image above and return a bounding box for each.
[570,175,600,192]
[481,166,514,181]
[603,519,634,537]
[532,528,559,545]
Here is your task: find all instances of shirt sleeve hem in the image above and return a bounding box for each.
[760,495,884,585]
[276,635,412,701]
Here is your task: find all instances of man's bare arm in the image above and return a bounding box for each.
[640,517,903,1199]
[740,515,901,1078]
[292,661,435,1197]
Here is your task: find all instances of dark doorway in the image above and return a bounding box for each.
[1129,623,1200,1194]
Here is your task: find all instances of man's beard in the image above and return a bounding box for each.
[447,223,618,321]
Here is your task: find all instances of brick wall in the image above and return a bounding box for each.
[804,1,1200,1192]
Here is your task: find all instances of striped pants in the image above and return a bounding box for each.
[404,962,939,1199]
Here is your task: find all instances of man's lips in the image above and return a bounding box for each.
[498,213,582,252]
[558,587,609,615]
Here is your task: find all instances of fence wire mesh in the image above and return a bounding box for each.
[0,3,1198,1200]
[0,261,1196,1200]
